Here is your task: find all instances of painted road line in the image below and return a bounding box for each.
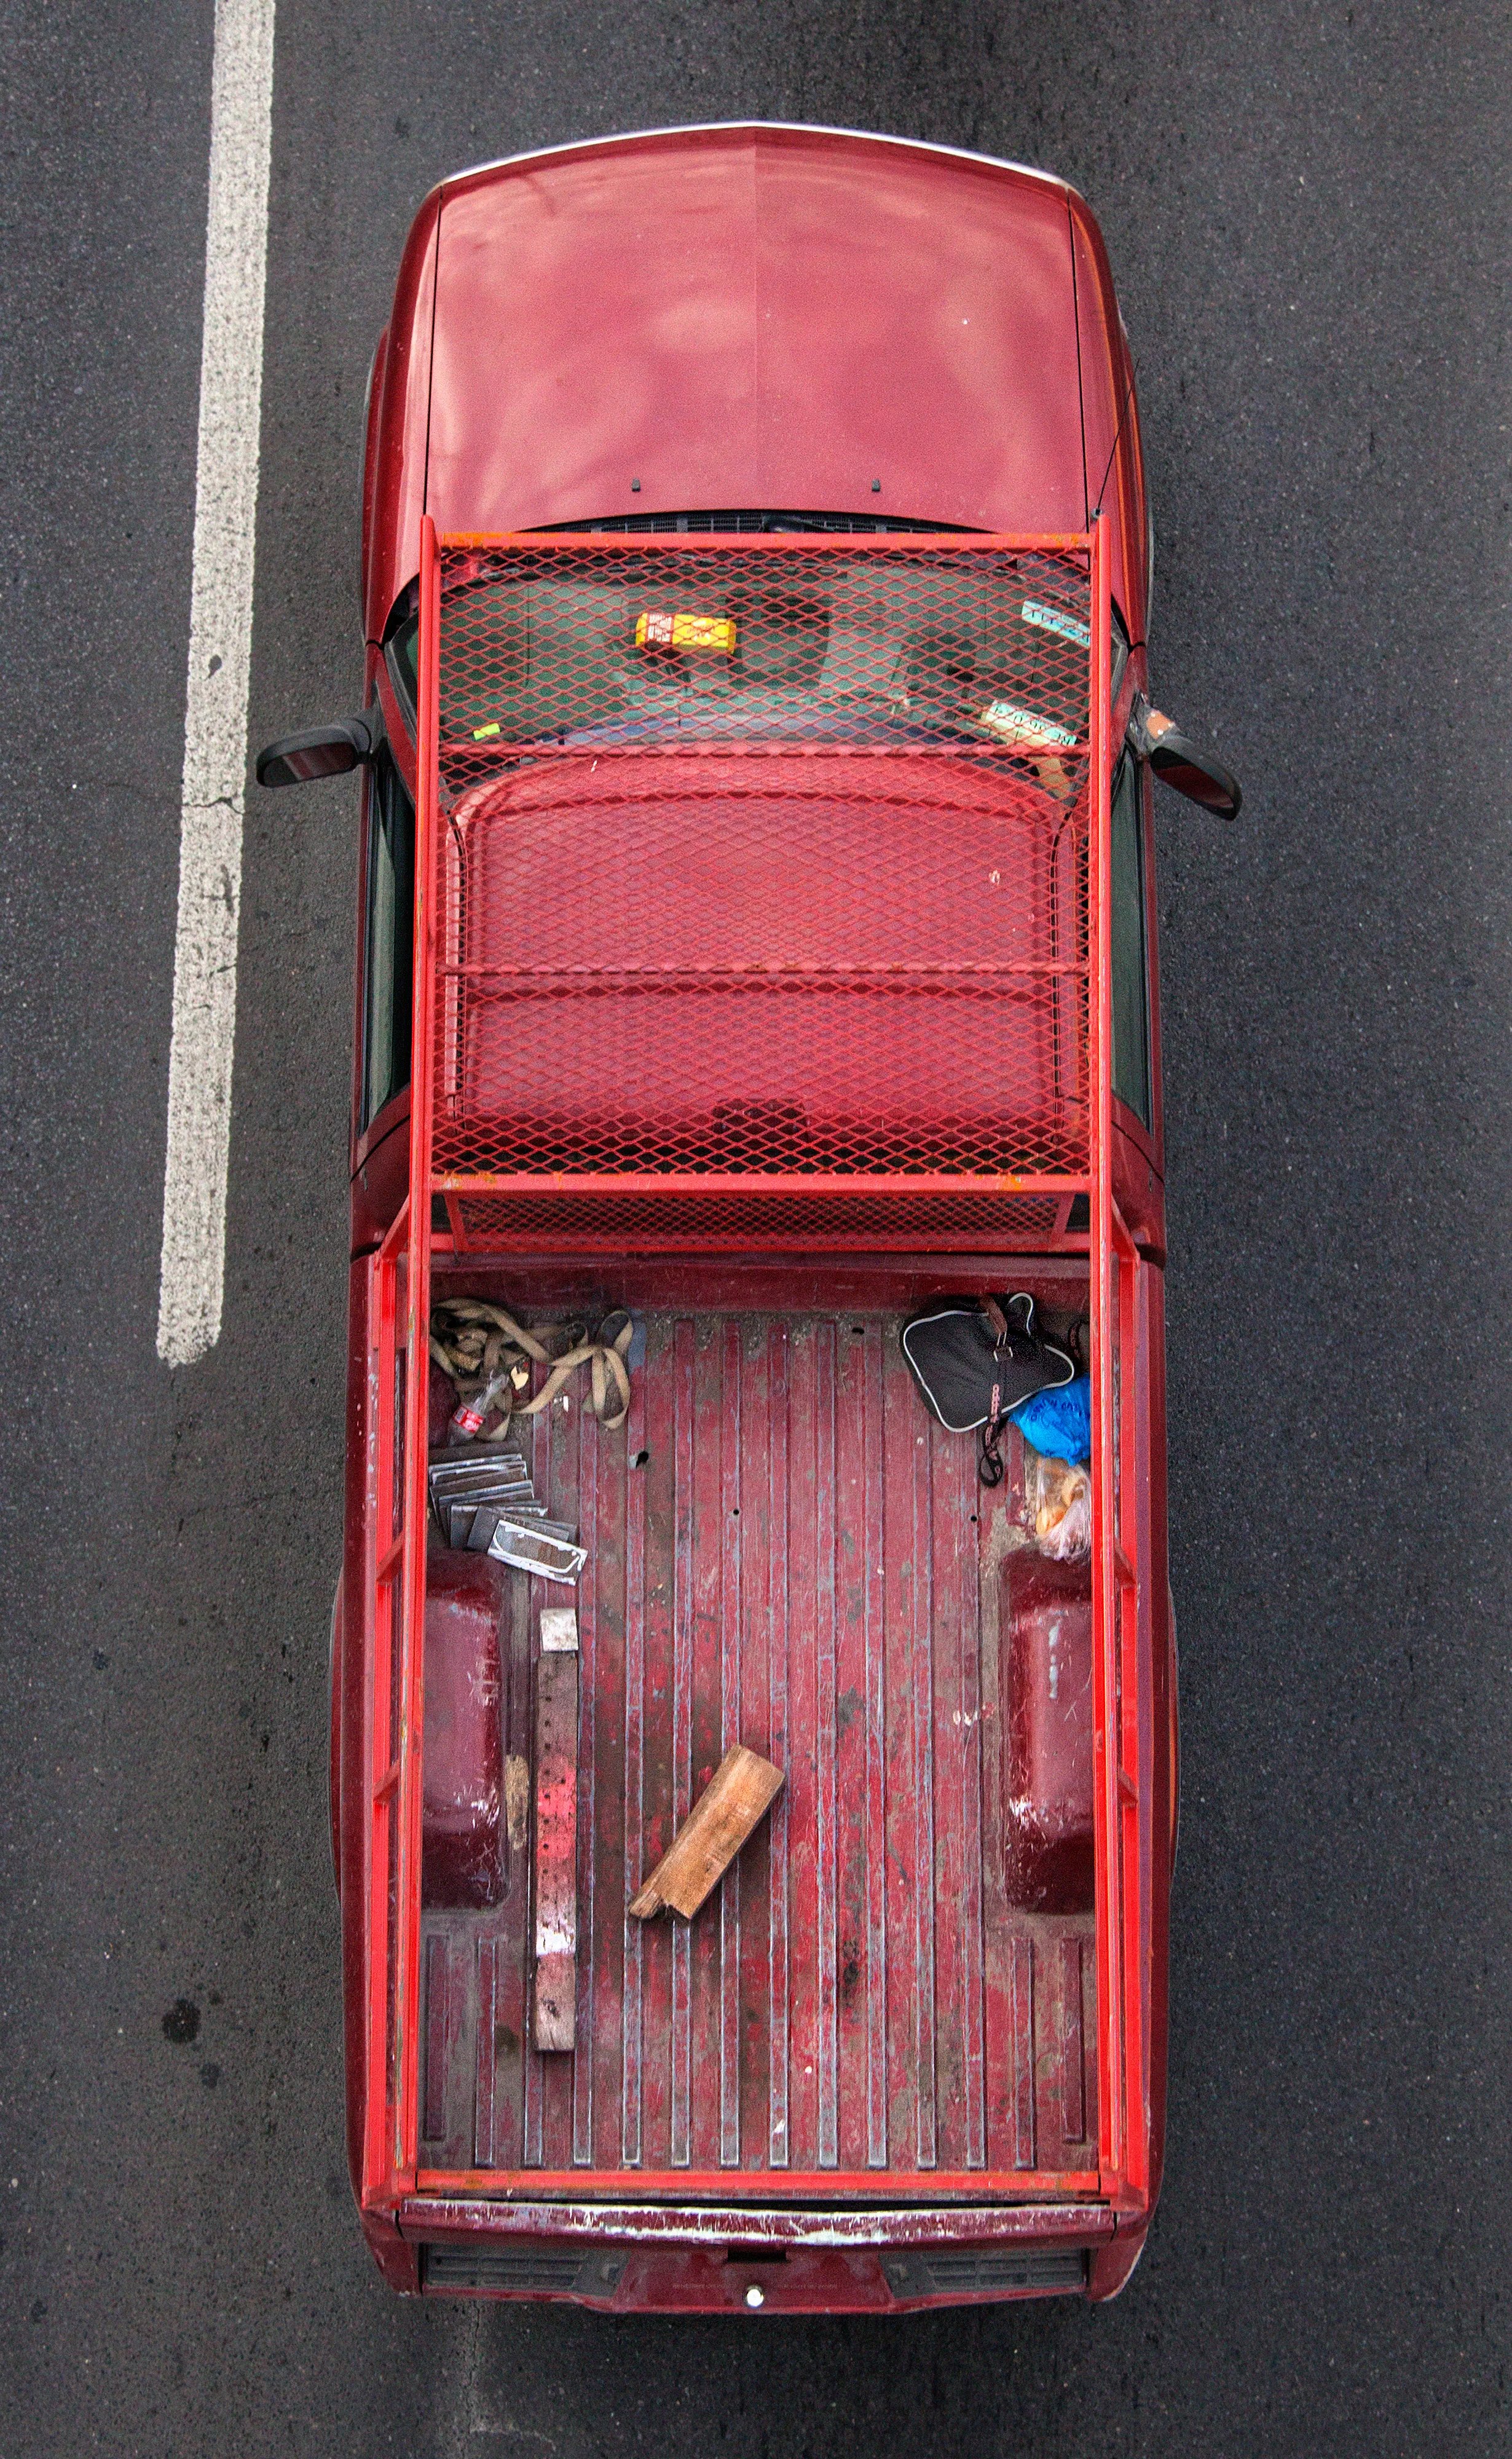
[156,0,276,1370]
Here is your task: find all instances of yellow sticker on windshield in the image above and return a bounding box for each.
[635,609,736,654]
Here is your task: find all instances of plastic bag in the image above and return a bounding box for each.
[1011,1372,1091,1467]
[1035,1454,1092,1562]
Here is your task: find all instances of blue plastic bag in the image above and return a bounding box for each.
[1009,1373,1091,1466]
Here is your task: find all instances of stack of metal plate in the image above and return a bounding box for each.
[427,1451,586,1585]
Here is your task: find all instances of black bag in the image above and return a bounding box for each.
[901,1294,1076,1487]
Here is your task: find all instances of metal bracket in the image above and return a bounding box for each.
[532,1619,580,2052]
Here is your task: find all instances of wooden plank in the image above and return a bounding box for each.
[814,1321,839,2168]
[718,1320,744,2168]
[572,1421,597,2160]
[784,1324,820,2171]
[422,1933,448,2142]
[687,1320,725,2168]
[629,1746,784,1922]
[862,1322,888,2169]
[636,1329,677,2171]
[489,1572,532,2167]
[832,1325,867,2174]
[670,1320,697,2161]
[532,1649,579,2052]
[958,1432,987,2169]
[765,1320,791,2170]
[473,1935,498,2166]
[620,1367,648,2168]
[533,1408,580,2142]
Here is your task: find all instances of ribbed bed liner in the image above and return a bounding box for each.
[418,1307,1096,2188]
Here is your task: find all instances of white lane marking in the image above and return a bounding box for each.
[156,0,276,1369]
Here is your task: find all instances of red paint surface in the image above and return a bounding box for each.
[428,130,1084,542]
[414,1309,1097,2187]
[339,133,1175,2307]
[1070,199,1146,639]
[362,129,1156,639]
[421,1553,506,1909]
[363,193,438,644]
[1000,1552,1096,1912]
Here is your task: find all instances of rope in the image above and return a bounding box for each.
[430,1298,634,1434]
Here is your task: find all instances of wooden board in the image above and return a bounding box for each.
[532,1648,579,2050]
[629,1744,784,1920]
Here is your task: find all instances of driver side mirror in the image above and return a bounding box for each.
[255,713,377,789]
[1127,694,1242,819]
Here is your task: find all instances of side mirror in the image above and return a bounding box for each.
[1127,694,1242,819]
[255,714,376,789]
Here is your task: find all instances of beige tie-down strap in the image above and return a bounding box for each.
[429,1298,634,1433]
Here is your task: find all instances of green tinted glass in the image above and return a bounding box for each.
[362,753,414,1131]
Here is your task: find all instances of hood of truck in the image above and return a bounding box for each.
[421,124,1089,545]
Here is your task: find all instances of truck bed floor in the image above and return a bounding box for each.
[419,1308,1097,2189]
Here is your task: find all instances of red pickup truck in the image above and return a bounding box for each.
[260,123,1238,2313]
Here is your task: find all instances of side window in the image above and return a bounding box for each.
[1110,752,1151,1127]
[1109,601,1130,709]
[361,750,415,1132]
[383,584,419,728]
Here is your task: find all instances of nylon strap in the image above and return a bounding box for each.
[430,1300,634,1433]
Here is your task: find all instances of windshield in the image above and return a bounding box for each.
[384,554,1128,772]
[431,547,1101,807]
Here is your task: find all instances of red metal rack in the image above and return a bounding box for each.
[359,517,1148,2220]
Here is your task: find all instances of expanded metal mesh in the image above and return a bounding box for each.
[447,1188,1067,1256]
[429,537,1095,1249]
[437,539,1092,789]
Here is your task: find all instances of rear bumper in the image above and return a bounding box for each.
[398,2195,1128,2313]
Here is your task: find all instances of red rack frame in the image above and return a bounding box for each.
[358,516,1149,2226]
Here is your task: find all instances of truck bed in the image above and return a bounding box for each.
[416,1302,1097,2192]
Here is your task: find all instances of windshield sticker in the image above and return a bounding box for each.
[635,609,736,654]
[1020,599,1092,649]
[977,700,1080,748]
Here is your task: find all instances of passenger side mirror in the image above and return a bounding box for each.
[255,714,376,789]
[1127,694,1242,819]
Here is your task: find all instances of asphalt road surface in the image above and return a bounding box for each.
[3,4,1510,2452]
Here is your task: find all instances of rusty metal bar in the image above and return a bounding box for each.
[1087,513,1124,2191]
[533,1638,581,2053]
[362,1242,396,2202]
[441,528,1097,556]
[431,1172,1093,1198]
[388,511,443,2193]
[408,2174,1107,2212]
